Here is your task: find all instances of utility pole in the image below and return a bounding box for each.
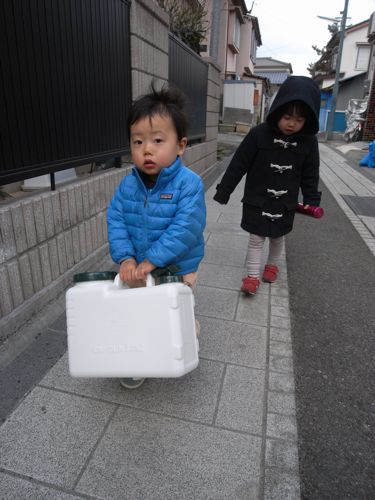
[325,0,349,140]
[210,0,221,63]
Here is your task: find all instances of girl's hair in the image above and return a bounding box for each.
[271,100,316,133]
[127,83,188,140]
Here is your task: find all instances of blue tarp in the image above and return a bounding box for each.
[359,140,375,168]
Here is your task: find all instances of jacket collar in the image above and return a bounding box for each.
[133,156,183,189]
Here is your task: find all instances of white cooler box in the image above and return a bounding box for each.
[66,272,199,378]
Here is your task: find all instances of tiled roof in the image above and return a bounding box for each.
[255,57,290,67]
[254,71,290,85]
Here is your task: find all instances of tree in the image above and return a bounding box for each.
[156,0,208,54]
[308,23,339,77]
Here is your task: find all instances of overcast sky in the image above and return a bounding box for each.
[246,0,375,76]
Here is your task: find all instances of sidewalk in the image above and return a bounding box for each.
[0,139,374,499]
[319,141,375,255]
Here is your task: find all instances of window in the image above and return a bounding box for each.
[355,45,370,71]
[228,13,241,53]
[233,15,240,49]
[250,31,257,62]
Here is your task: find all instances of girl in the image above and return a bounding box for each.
[214,76,321,295]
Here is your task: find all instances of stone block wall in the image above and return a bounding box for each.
[130,0,221,177]
[0,168,128,343]
[0,0,220,352]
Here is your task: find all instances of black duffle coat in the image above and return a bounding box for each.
[214,75,322,239]
[214,123,321,238]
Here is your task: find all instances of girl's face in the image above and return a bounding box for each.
[277,112,305,136]
[130,114,187,180]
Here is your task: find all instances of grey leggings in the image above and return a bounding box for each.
[246,233,284,278]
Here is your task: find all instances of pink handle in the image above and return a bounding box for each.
[296,203,324,219]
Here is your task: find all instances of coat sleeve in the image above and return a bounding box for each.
[145,175,206,268]
[107,181,136,264]
[301,136,322,206]
[214,128,258,204]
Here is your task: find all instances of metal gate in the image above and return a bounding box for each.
[0,0,132,184]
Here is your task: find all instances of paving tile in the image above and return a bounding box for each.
[271,296,289,307]
[270,315,291,329]
[268,392,296,416]
[266,413,298,442]
[42,355,223,424]
[0,387,115,488]
[268,371,295,393]
[0,472,82,499]
[270,340,293,357]
[198,316,267,369]
[236,292,269,326]
[215,365,265,433]
[204,221,244,235]
[270,284,289,297]
[264,469,301,500]
[270,327,292,343]
[206,231,249,250]
[271,305,290,318]
[265,438,299,472]
[195,285,239,320]
[76,406,262,500]
[203,245,247,267]
[269,356,294,373]
[218,212,245,224]
[206,211,220,223]
[198,262,246,290]
[106,360,224,424]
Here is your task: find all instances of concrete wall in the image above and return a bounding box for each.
[222,81,255,125]
[337,73,367,109]
[0,0,220,354]
[340,24,369,80]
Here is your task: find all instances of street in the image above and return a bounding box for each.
[0,137,374,498]
[287,179,375,498]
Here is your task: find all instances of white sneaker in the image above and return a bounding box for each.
[120,378,146,389]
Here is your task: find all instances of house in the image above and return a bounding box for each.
[310,18,371,132]
[254,57,293,97]
[200,0,265,129]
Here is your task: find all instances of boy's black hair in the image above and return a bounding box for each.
[127,83,188,140]
[270,100,316,134]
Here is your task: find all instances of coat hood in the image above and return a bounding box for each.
[266,76,321,134]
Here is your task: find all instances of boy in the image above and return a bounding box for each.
[107,84,206,388]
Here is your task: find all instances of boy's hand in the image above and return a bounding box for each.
[119,258,137,282]
[135,259,156,280]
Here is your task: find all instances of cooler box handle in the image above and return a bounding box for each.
[114,273,155,288]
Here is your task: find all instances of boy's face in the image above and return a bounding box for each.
[277,113,305,136]
[130,114,187,179]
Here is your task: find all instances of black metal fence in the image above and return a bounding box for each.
[169,34,208,142]
[0,0,132,185]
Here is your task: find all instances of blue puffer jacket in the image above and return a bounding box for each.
[107,157,206,275]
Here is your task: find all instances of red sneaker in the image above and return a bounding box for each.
[241,276,260,295]
[262,264,279,283]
